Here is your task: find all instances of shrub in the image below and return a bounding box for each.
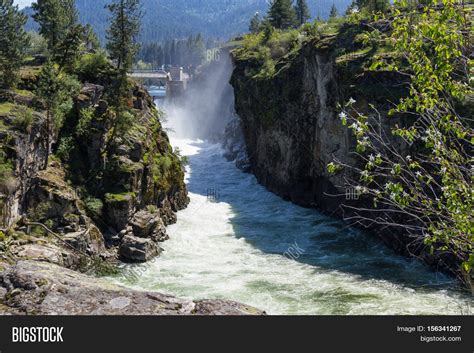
[84,196,104,217]
[76,107,95,137]
[77,50,114,83]
[12,106,34,133]
[331,0,473,286]
[56,136,75,161]
[27,201,50,221]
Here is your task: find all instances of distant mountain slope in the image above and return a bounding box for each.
[25,0,353,43]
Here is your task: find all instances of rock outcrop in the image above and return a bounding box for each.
[0,261,264,315]
[119,234,162,263]
[130,209,168,241]
[231,36,355,214]
[230,27,422,259]
[0,81,189,264]
[0,109,50,229]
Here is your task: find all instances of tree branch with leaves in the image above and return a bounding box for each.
[329,0,473,288]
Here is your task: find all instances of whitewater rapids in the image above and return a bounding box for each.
[110,131,472,314]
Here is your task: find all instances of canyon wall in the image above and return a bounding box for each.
[229,30,427,259]
[0,76,188,264]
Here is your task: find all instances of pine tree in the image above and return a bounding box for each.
[54,24,85,72]
[62,0,77,27]
[106,0,142,73]
[33,0,82,70]
[105,0,142,145]
[0,0,30,89]
[249,12,261,33]
[32,0,78,50]
[294,0,311,26]
[268,0,297,30]
[35,60,78,169]
[329,4,338,19]
[84,24,100,51]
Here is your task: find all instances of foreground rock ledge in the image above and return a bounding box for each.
[0,261,264,316]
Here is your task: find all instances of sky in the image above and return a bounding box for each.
[14,0,33,9]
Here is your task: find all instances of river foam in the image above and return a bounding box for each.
[110,134,472,315]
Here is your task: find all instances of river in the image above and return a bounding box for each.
[109,102,472,315]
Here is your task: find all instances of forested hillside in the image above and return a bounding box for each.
[24,0,353,42]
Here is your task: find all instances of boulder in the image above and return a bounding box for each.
[104,193,136,231]
[75,84,104,111]
[130,210,168,241]
[10,243,82,270]
[119,235,161,263]
[63,224,106,256]
[24,162,84,229]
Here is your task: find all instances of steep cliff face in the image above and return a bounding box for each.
[231,39,355,214]
[0,71,189,265]
[68,84,189,233]
[222,113,251,172]
[230,27,423,259]
[0,109,50,228]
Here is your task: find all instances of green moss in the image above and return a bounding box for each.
[29,224,48,238]
[146,205,158,213]
[0,103,15,115]
[336,48,372,64]
[105,192,136,203]
[14,89,34,98]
